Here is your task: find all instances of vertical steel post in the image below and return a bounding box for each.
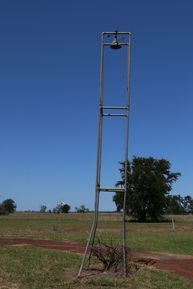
[78,34,104,277]
[86,31,105,253]
[122,35,131,276]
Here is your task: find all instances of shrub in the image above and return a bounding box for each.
[91,240,125,272]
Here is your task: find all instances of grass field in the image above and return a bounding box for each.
[1,212,193,288]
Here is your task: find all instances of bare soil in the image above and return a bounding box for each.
[129,249,193,281]
[0,238,85,254]
[1,238,193,281]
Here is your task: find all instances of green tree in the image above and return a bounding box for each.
[165,195,193,214]
[0,204,8,215]
[165,195,185,214]
[183,195,193,213]
[54,202,70,213]
[1,199,16,213]
[113,157,180,222]
[75,204,89,213]
[40,205,47,213]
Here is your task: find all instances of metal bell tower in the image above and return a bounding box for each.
[78,31,131,277]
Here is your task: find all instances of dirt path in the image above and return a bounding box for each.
[0,238,85,253]
[1,238,193,281]
[129,249,193,281]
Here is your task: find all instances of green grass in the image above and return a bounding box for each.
[0,246,193,289]
[1,213,193,255]
[0,246,80,289]
[0,213,92,242]
[1,213,193,288]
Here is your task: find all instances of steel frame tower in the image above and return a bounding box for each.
[78,31,131,277]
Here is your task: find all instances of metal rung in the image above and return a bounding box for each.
[99,187,125,193]
[103,32,131,35]
[102,106,128,110]
[103,113,128,117]
[104,43,128,46]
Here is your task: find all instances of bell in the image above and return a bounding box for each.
[110,35,122,49]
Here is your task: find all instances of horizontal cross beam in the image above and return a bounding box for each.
[98,187,125,193]
[102,113,128,117]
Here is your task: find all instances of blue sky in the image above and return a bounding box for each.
[0,0,192,211]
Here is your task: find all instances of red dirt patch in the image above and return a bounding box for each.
[129,249,193,281]
[0,238,85,254]
[1,238,193,281]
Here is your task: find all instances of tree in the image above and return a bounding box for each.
[165,195,185,214]
[53,202,70,213]
[75,204,89,213]
[113,157,180,222]
[40,205,47,213]
[165,195,193,214]
[183,195,193,214]
[1,199,16,213]
[0,204,8,215]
